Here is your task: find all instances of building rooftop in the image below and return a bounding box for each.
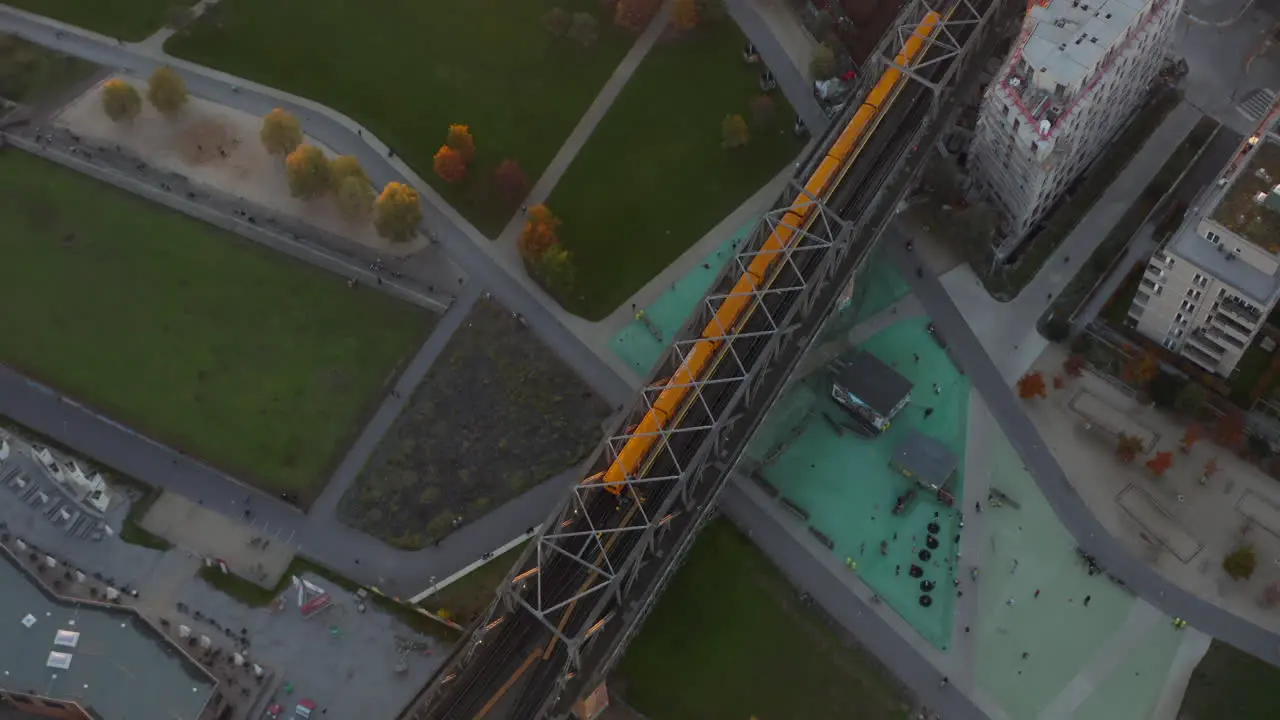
[891,430,959,489]
[1169,223,1280,305]
[1023,0,1144,90]
[832,351,913,417]
[1003,0,1159,138]
[0,551,216,720]
[1210,140,1280,252]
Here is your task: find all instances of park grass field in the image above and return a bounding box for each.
[0,149,433,498]
[165,0,632,236]
[1,0,192,41]
[1179,641,1280,720]
[619,520,912,720]
[0,34,97,106]
[546,20,803,320]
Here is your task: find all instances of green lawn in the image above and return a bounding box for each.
[166,0,632,236]
[0,34,97,105]
[1179,641,1280,720]
[1,0,191,41]
[0,149,433,497]
[619,520,911,720]
[547,22,804,319]
[420,541,529,625]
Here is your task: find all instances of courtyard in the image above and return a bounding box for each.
[743,316,970,650]
[0,148,434,497]
[165,0,633,236]
[546,18,804,319]
[1020,342,1280,635]
[338,297,610,549]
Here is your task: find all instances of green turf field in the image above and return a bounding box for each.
[620,520,911,720]
[0,149,434,498]
[166,0,632,236]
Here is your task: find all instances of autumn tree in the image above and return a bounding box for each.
[1146,451,1174,478]
[1216,409,1247,450]
[722,114,750,149]
[446,124,476,164]
[1122,350,1159,387]
[1017,372,1047,400]
[1181,424,1203,452]
[530,244,576,295]
[260,108,303,157]
[615,0,660,32]
[1052,375,1066,390]
[519,204,562,259]
[1063,354,1086,378]
[1174,382,1209,416]
[284,145,332,199]
[544,6,572,36]
[810,44,839,81]
[336,175,375,220]
[146,65,188,118]
[750,94,777,130]
[100,79,142,123]
[1116,433,1143,464]
[672,0,699,32]
[433,145,467,184]
[1223,545,1257,581]
[330,155,369,187]
[374,182,423,242]
[493,158,529,207]
[568,12,599,46]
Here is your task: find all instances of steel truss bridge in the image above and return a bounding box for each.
[403,1,1017,717]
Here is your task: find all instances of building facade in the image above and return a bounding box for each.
[1129,120,1280,376]
[968,0,1182,256]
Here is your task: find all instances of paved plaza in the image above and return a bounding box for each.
[746,316,969,650]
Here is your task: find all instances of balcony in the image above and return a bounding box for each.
[1213,307,1254,335]
[1207,325,1246,350]
[1187,330,1227,357]
[1182,343,1220,372]
[1220,298,1262,326]
[1140,279,1163,295]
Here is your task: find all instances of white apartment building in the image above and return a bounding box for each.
[1129,127,1280,377]
[968,0,1182,257]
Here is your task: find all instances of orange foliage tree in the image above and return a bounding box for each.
[1146,451,1174,478]
[1017,372,1047,400]
[493,158,529,207]
[1116,433,1143,464]
[519,204,562,259]
[446,124,476,164]
[672,0,699,31]
[1122,349,1159,387]
[433,145,467,184]
[1180,424,1202,452]
[615,0,660,32]
[1063,354,1086,378]
[1216,410,1247,450]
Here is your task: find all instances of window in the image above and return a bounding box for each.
[1235,247,1244,255]
[1206,230,1221,244]
[1219,287,1227,299]
[1175,328,1185,338]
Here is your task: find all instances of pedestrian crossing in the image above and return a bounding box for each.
[1237,88,1277,122]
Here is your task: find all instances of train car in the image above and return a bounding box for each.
[587,10,944,495]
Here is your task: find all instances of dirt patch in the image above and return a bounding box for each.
[54,75,428,257]
[339,297,610,548]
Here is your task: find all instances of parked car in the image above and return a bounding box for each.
[293,699,317,720]
[264,705,283,720]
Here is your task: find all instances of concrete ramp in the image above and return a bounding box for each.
[1069,391,1159,453]
[1237,489,1280,538]
[1116,485,1203,563]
